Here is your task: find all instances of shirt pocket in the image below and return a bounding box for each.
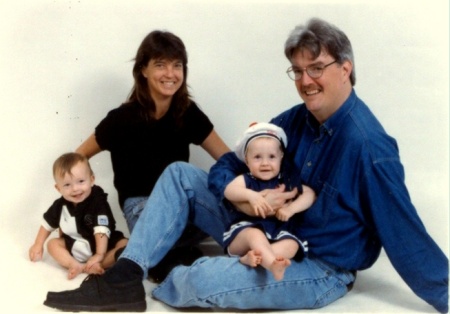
[301,181,337,228]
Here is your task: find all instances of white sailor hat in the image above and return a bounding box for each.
[235,122,287,161]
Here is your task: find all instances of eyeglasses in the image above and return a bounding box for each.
[286,60,337,81]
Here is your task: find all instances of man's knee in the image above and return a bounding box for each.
[172,257,223,295]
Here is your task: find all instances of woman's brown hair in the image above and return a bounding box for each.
[126,30,191,125]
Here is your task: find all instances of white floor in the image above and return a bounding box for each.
[2,233,441,313]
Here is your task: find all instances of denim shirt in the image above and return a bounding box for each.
[208,89,448,312]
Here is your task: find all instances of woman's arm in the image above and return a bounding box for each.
[75,133,103,159]
[200,129,230,161]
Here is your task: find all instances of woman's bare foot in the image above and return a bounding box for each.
[67,262,84,280]
[84,262,105,275]
[269,257,291,281]
[240,250,262,267]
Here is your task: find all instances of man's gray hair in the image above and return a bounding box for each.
[284,18,356,86]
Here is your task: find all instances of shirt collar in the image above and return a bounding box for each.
[306,89,357,137]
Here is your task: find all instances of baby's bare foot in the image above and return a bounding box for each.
[67,263,84,280]
[270,257,291,281]
[240,250,262,267]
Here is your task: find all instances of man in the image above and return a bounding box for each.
[44,18,448,313]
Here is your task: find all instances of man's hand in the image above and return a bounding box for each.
[248,192,273,218]
[261,184,298,211]
[230,184,298,217]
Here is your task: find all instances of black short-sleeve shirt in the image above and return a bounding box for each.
[95,101,213,207]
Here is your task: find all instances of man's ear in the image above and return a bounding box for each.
[341,60,353,82]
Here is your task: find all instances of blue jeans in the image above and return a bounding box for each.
[123,197,147,233]
[120,162,355,309]
[124,196,208,248]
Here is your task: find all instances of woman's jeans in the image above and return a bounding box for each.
[123,197,147,233]
[120,162,355,310]
[123,195,208,248]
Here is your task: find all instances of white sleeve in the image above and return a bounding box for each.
[93,226,111,238]
[41,218,57,232]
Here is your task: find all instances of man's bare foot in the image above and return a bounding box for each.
[269,257,291,281]
[67,263,84,280]
[85,262,105,275]
[240,250,262,267]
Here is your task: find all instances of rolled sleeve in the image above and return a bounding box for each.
[93,226,111,238]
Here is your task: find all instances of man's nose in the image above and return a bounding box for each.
[299,70,315,84]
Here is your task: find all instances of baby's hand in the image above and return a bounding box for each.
[84,254,105,274]
[86,253,104,267]
[276,207,294,222]
[29,244,43,262]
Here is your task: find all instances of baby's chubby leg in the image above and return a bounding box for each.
[47,238,85,280]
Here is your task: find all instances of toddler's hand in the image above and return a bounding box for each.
[84,253,106,275]
[29,244,43,262]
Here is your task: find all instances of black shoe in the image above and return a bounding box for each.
[44,274,146,312]
[148,246,203,283]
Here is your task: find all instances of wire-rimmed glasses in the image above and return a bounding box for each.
[286,60,337,81]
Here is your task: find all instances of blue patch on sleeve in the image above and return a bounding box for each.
[97,215,109,226]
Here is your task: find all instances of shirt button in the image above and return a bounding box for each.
[307,161,312,167]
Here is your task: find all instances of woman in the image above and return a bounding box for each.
[76,30,229,280]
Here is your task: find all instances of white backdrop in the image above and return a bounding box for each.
[0,0,448,262]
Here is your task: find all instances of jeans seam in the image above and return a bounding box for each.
[196,277,328,308]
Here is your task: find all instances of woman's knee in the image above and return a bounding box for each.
[123,197,147,233]
[165,161,191,174]
[166,162,205,180]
